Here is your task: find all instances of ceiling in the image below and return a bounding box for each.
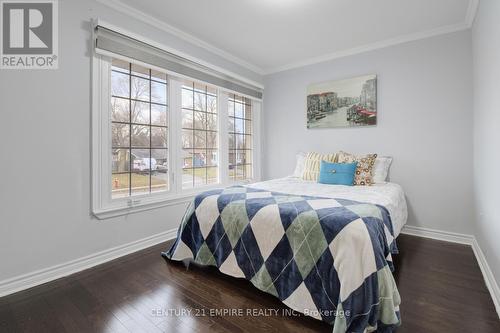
[104,0,477,74]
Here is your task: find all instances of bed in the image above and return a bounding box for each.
[163,177,407,333]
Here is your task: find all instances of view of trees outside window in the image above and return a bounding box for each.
[228,94,252,180]
[110,59,168,198]
[181,80,218,189]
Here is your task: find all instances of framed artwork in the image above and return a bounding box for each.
[307,74,377,128]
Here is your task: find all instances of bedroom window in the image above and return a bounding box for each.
[181,80,218,189]
[228,94,253,181]
[92,23,262,219]
[110,59,169,198]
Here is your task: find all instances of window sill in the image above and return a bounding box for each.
[92,179,257,220]
[93,192,194,220]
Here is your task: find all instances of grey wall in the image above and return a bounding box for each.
[0,0,262,282]
[263,31,474,235]
[1,0,493,292]
[472,0,500,286]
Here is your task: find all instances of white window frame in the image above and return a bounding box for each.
[92,54,262,219]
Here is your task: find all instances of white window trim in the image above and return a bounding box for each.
[91,54,262,220]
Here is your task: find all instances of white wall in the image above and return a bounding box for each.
[0,0,262,283]
[263,31,474,235]
[472,0,500,286]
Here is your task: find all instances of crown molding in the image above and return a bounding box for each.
[95,0,265,75]
[96,0,477,77]
[465,0,480,28]
[264,21,469,74]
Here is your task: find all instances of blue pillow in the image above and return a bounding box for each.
[318,161,358,186]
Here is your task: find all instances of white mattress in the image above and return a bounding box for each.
[249,177,408,237]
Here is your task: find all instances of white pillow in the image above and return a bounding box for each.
[372,156,393,183]
[292,152,307,177]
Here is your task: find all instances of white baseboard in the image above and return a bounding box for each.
[0,228,178,298]
[471,238,500,317]
[401,224,500,318]
[401,225,474,245]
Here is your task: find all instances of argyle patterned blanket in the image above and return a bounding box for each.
[163,186,401,333]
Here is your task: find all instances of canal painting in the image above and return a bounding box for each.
[307,75,377,128]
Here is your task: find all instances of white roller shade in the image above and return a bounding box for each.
[94,25,263,100]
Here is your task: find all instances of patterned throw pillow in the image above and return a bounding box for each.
[301,152,338,181]
[337,151,378,185]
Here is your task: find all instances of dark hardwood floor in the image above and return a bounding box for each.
[0,234,498,333]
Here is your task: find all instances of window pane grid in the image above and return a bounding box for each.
[228,96,251,106]
[112,121,168,128]
[180,108,216,114]
[111,95,168,107]
[112,67,168,82]
[111,60,169,198]
[229,116,251,121]
[181,91,217,99]
[182,81,218,189]
[181,128,217,133]
[228,131,251,135]
[228,93,252,181]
